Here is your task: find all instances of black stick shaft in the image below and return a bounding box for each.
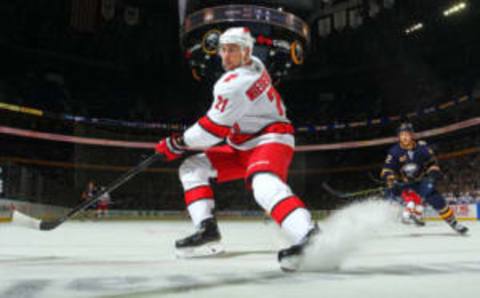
[39,154,161,230]
[322,182,384,199]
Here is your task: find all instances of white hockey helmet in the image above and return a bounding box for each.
[219,27,255,51]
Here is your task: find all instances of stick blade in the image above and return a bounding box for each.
[39,220,61,231]
[11,210,41,230]
[321,182,347,199]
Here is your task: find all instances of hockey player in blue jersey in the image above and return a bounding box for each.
[381,123,468,234]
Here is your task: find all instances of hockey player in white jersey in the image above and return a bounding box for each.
[155,27,318,271]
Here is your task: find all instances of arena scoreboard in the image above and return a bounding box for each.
[180,5,310,82]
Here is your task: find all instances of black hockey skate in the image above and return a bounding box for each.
[175,217,224,258]
[450,221,468,235]
[410,214,426,227]
[278,224,320,272]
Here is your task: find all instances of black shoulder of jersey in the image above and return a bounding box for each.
[389,143,402,155]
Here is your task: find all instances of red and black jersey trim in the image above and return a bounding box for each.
[228,122,294,145]
[270,196,306,225]
[198,116,231,139]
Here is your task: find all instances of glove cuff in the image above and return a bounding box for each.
[167,136,185,155]
[427,170,442,181]
[385,175,395,188]
[155,135,185,161]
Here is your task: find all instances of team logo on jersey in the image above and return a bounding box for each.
[399,155,407,162]
[223,73,238,83]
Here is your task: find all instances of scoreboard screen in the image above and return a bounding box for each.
[182,5,310,43]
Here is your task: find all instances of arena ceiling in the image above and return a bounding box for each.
[0,0,478,121]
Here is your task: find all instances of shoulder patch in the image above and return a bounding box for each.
[214,72,243,95]
[223,73,239,83]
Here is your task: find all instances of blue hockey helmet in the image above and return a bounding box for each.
[397,122,414,134]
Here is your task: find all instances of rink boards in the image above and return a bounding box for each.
[0,198,69,222]
[424,203,479,221]
[1,198,479,222]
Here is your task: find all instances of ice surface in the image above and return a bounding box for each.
[1,204,480,298]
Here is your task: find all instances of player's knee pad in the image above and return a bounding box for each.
[251,173,293,211]
[424,191,447,211]
[418,178,436,198]
[415,204,424,215]
[179,154,216,190]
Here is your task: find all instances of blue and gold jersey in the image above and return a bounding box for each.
[380,140,440,181]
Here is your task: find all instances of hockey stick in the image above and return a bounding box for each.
[322,181,410,208]
[39,153,162,231]
[321,182,384,199]
[368,171,384,185]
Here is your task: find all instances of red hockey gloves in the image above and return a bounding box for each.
[155,134,186,161]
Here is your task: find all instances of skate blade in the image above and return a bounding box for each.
[175,241,225,259]
[279,255,303,273]
[412,219,426,227]
[454,226,469,236]
[407,214,426,227]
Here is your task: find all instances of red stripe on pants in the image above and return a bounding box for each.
[185,185,214,206]
[270,196,305,225]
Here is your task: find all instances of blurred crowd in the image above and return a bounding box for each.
[440,153,480,204]
[1,103,480,210]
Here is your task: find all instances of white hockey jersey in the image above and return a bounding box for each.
[183,56,294,151]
